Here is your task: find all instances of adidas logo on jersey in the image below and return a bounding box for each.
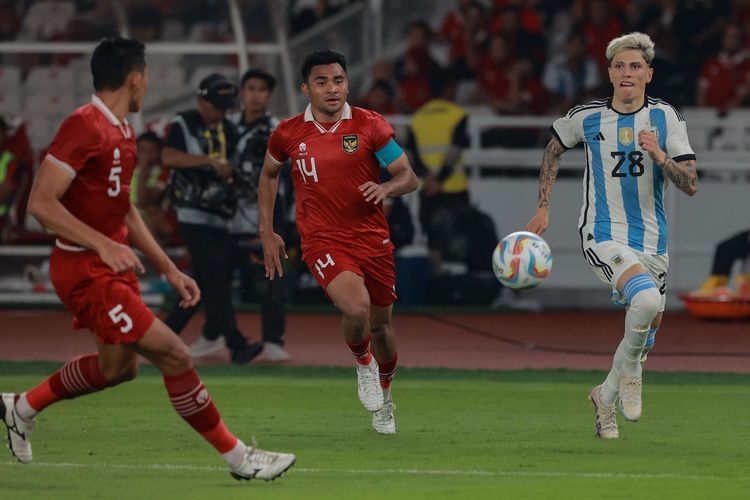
[591,132,606,141]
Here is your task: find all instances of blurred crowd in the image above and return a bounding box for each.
[3,0,750,116]
[355,0,750,116]
[0,0,358,44]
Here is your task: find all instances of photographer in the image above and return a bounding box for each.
[229,69,290,362]
[162,73,261,364]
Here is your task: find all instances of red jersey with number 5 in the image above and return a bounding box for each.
[46,95,136,247]
[267,103,395,257]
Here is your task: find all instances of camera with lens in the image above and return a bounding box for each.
[168,165,237,218]
[234,124,272,197]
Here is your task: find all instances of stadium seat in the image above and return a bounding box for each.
[24,92,75,120]
[0,88,22,116]
[24,65,75,92]
[24,116,53,150]
[0,66,21,90]
[147,64,186,90]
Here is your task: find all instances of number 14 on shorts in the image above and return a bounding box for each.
[315,254,335,279]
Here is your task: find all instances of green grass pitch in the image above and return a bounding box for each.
[1,362,749,499]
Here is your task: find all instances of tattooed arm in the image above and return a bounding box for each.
[638,129,699,196]
[526,136,567,235]
[656,157,699,196]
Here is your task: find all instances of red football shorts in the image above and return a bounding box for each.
[302,246,398,307]
[49,247,155,345]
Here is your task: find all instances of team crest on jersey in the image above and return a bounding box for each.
[612,254,624,266]
[618,128,634,146]
[113,147,121,164]
[342,135,358,154]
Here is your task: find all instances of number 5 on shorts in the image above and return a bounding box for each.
[108,304,133,333]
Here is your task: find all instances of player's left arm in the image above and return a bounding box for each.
[638,129,699,197]
[360,143,419,204]
[125,204,200,307]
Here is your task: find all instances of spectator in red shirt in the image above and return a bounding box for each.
[490,5,546,67]
[697,22,750,113]
[439,0,473,62]
[583,0,623,72]
[361,79,398,115]
[397,46,435,112]
[476,33,520,113]
[439,1,488,63]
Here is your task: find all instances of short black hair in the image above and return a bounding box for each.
[91,37,146,91]
[240,68,277,91]
[300,50,347,83]
[136,131,162,147]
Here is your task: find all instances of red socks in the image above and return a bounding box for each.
[163,369,237,453]
[24,354,111,412]
[346,334,373,365]
[377,353,398,390]
[22,357,238,457]
[346,336,398,388]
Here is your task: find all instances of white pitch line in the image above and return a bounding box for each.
[1,461,747,481]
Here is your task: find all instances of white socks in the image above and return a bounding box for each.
[222,439,247,469]
[15,393,38,422]
[600,277,661,406]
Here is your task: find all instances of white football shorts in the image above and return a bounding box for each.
[582,239,668,311]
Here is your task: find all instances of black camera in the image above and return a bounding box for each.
[168,167,237,218]
[234,124,272,194]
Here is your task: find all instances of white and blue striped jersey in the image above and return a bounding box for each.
[551,96,696,255]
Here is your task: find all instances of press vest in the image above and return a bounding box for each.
[410,99,468,193]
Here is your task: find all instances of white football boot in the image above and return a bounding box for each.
[372,394,396,434]
[588,385,618,439]
[1,393,35,463]
[356,357,384,412]
[618,374,643,422]
[229,440,296,481]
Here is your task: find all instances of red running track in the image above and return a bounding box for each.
[0,310,748,373]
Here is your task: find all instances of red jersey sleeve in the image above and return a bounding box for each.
[46,114,102,175]
[266,124,289,165]
[368,112,395,151]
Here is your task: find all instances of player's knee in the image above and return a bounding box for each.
[340,299,371,327]
[154,341,193,375]
[629,287,661,323]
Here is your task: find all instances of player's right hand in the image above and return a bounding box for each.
[165,268,201,308]
[100,241,146,274]
[261,232,287,280]
[526,208,549,235]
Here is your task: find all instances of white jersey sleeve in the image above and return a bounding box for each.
[550,108,584,149]
[664,109,695,162]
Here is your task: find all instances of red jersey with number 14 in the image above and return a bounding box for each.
[267,103,395,257]
[46,95,136,247]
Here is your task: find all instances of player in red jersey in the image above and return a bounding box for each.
[0,37,295,481]
[259,50,419,434]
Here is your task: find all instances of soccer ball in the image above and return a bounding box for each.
[492,231,553,289]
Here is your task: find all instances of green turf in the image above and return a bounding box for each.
[1,363,748,499]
